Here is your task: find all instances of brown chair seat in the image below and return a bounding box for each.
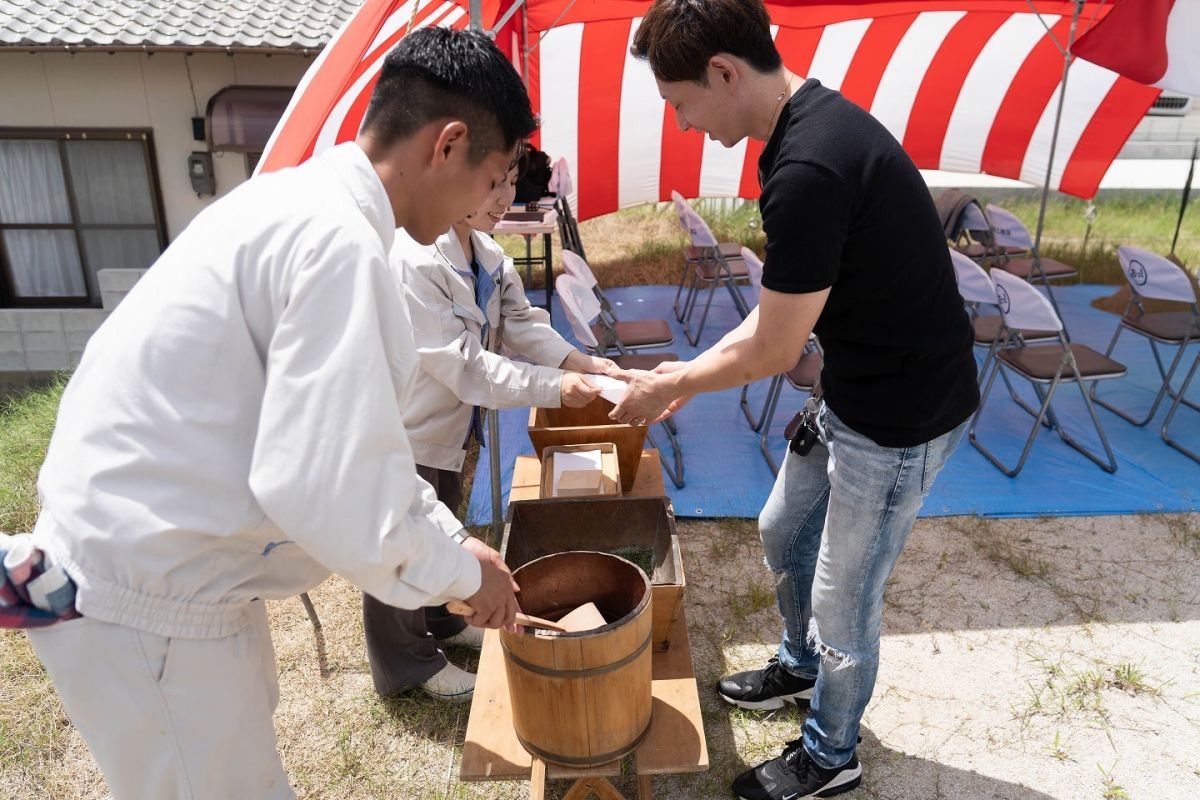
[1121,311,1200,343]
[683,242,742,261]
[591,318,674,348]
[955,243,1027,259]
[998,344,1126,381]
[784,352,823,390]
[971,315,1057,345]
[998,257,1077,280]
[693,256,749,282]
[613,352,679,371]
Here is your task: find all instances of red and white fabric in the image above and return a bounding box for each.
[259,0,1162,219]
[1072,0,1200,97]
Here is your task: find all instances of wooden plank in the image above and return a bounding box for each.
[634,612,709,776]
[510,450,664,504]
[562,776,628,800]
[462,607,707,782]
[510,455,543,503]
[530,758,546,800]
[638,774,653,800]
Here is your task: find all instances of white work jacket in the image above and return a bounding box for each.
[393,228,576,472]
[32,143,479,639]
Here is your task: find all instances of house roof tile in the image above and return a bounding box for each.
[0,0,360,49]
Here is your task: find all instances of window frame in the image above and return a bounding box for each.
[0,128,168,309]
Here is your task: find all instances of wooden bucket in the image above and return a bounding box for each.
[499,551,653,768]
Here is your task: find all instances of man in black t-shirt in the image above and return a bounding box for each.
[613,1,978,798]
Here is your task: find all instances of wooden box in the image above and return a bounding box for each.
[501,496,685,652]
[540,443,621,498]
[528,400,646,492]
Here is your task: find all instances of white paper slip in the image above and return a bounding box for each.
[552,450,604,493]
[584,373,628,404]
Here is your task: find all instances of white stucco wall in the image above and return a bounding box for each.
[0,50,312,240]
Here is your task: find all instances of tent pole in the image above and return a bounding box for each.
[469,0,483,30]
[1169,139,1196,265]
[1032,0,1084,326]
[487,408,503,542]
[522,6,530,87]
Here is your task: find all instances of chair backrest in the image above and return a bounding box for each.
[669,190,692,233]
[680,205,719,248]
[949,247,998,306]
[560,250,599,290]
[984,204,1035,250]
[990,268,1063,333]
[959,202,991,241]
[740,246,764,296]
[555,274,601,349]
[549,158,574,198]
[1117,245,1198,305]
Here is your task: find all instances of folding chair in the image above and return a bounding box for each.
[556,273,686,487]
[969,269,1126,476]
[1161,349,1200,464]
[727,246,823,473]
[550,158,586,259]
[1089,246,1200,426]
[954,200,1029,260]
[669,190,743,321]
[560,250,675,353]
[949,248,1058,386]
[676,204,751,346]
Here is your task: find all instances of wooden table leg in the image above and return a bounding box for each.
[637,774,652,800]
[562,776,627,800]
[530,757,546,800]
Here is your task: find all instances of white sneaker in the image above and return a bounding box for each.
[439,624,485,650]
[421,661,476,702]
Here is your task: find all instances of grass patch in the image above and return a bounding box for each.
[0,376,64,534]
[1017,653,1161,728]
[501,192,1196,293]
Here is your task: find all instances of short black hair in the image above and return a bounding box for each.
[631,0,782,84]
[361,27,537,161]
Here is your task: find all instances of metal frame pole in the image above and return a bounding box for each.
[487,408,504,541]
[469,0,483,30]
[1031,0,1084,330]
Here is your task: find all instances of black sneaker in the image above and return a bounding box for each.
[732,739,862,800]
[718,657,815,710]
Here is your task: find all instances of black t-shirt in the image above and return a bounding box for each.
[758,79,979,448]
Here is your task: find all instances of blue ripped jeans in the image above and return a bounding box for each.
[759,406,966,770]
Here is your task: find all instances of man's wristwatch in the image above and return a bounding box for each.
[450,529,470,545]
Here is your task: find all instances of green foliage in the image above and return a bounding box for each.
[0,377,65,534]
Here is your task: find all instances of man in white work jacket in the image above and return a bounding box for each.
[25,27,535,799]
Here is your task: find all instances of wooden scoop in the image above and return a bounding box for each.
[446,600,567,633]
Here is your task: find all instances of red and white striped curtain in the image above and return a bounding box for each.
[259,0,1161,221]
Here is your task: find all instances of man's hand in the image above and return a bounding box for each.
[560,372,603,408]
[609,367,687,425]
[560,350,620,376]
[461,537,520,629]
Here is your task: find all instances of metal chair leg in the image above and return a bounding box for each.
[683,278,719,347]
[756,376,788,476]
[1091,327,1196,426]
[969,361,1064,477]
[645,424,685,488]
[299,592,322,631]
[1162,350,1200,464]
[672,259,693,321]
[740,375,781,431]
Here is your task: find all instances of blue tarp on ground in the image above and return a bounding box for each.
[466,283,1199,524]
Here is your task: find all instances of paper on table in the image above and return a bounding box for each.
[584,374,628,404]
[552,449,603,494]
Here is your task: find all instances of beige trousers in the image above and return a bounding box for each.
[28,600,294,800]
